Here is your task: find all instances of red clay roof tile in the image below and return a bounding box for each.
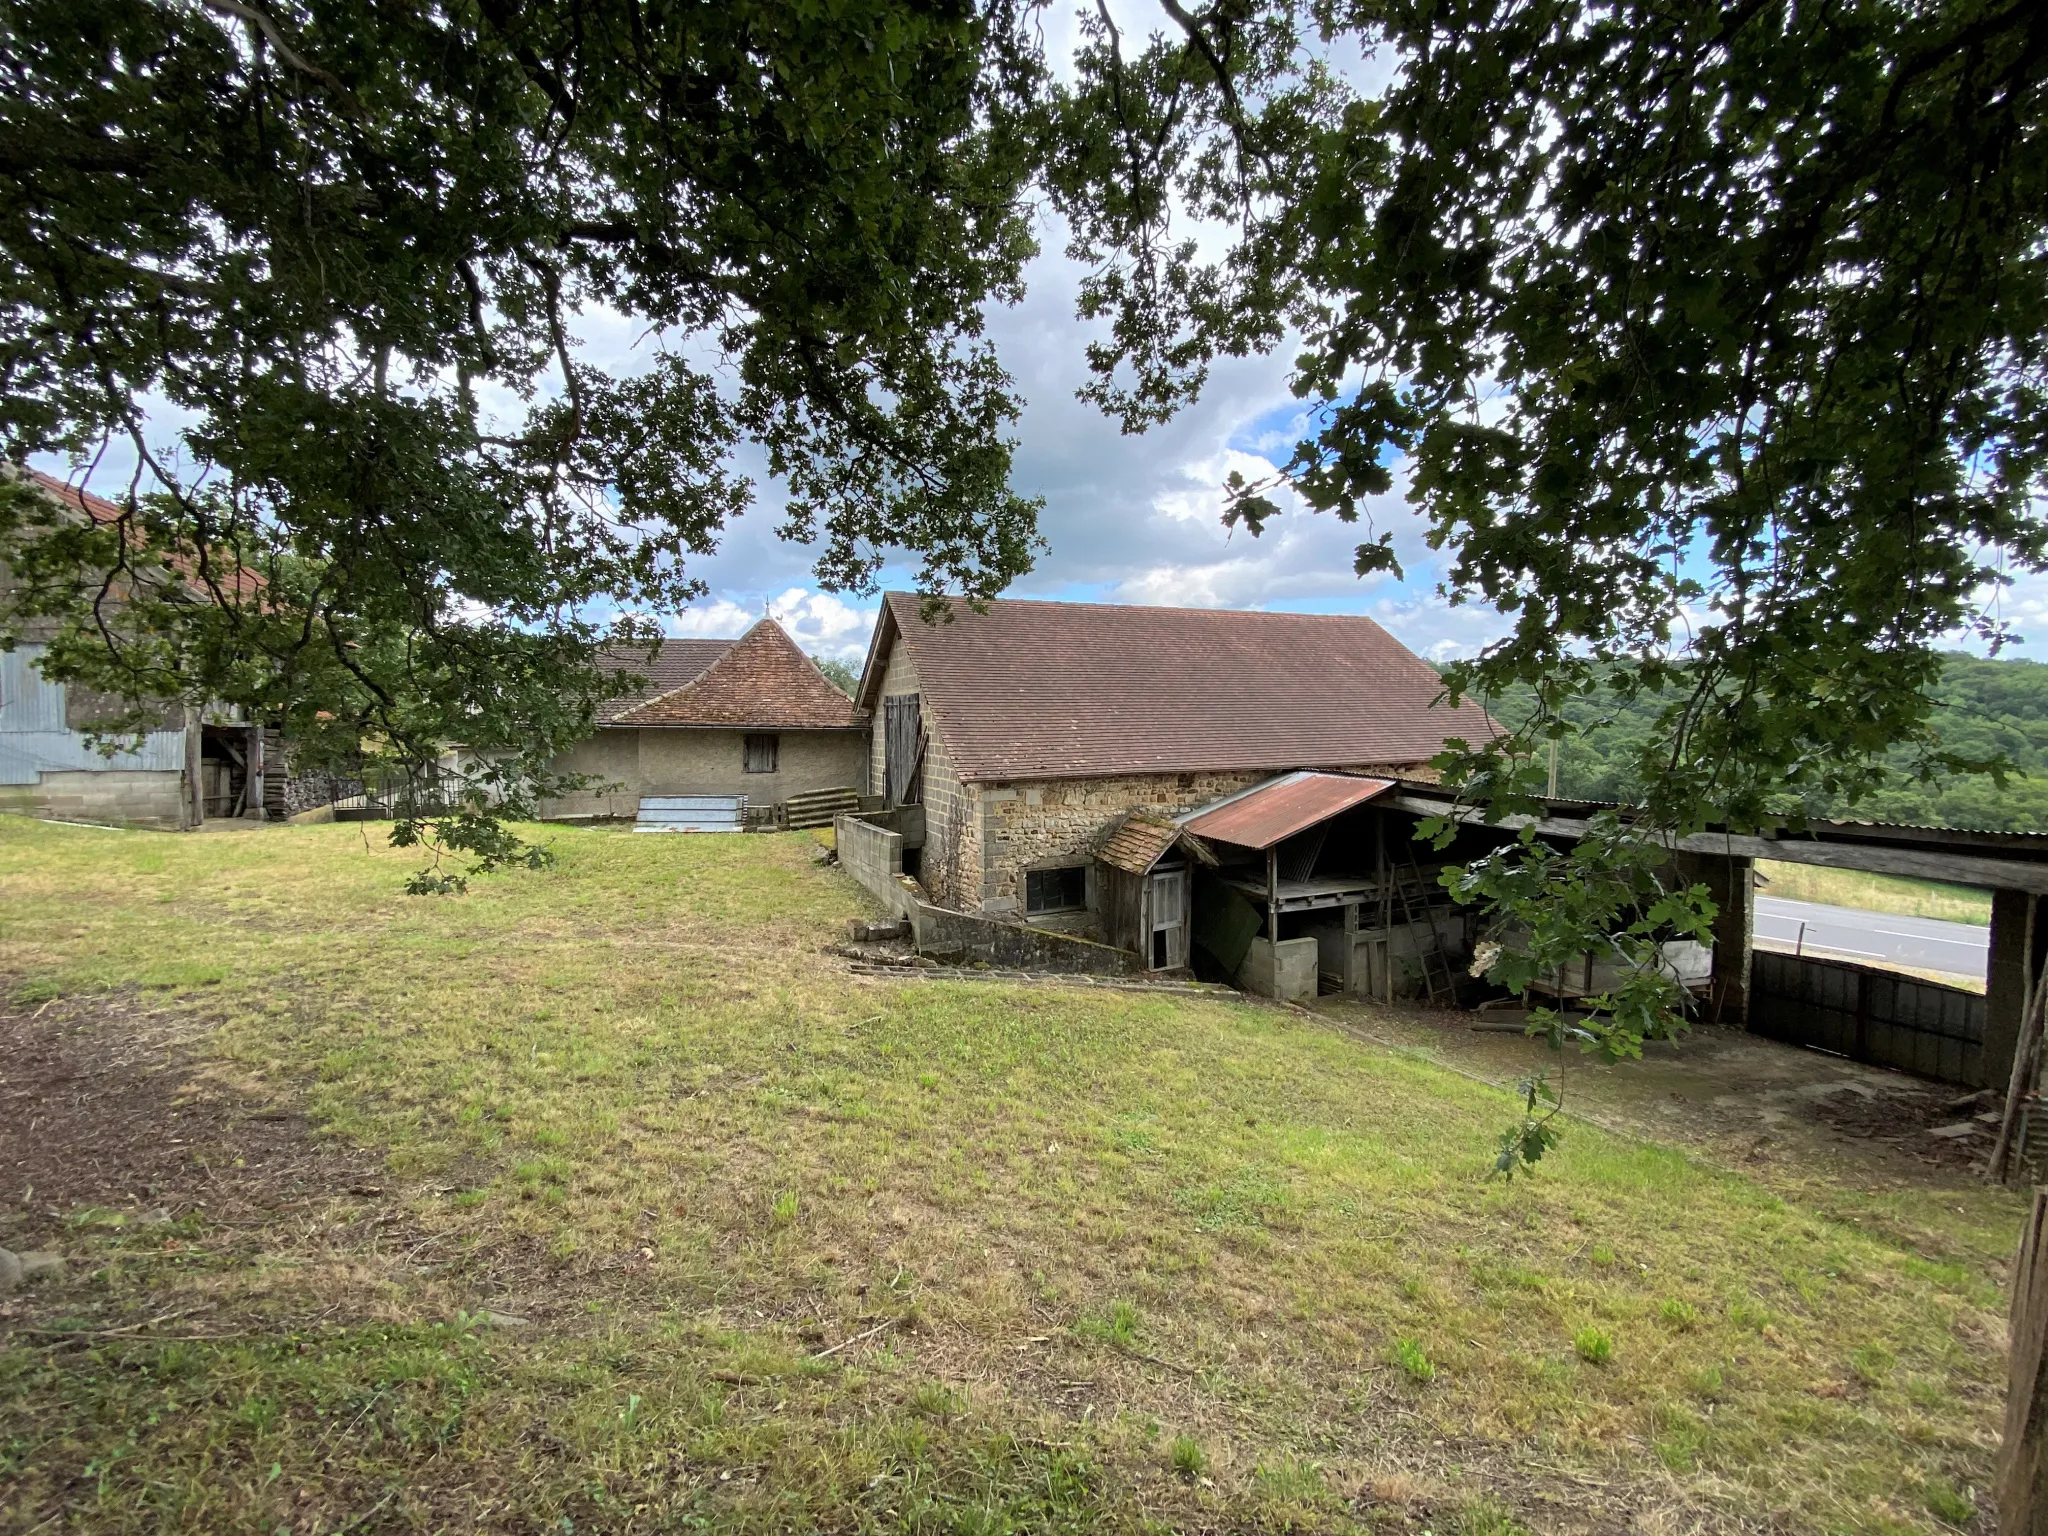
[616,619,862,730]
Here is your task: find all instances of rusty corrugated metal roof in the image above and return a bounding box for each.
[1179,772,1394,849]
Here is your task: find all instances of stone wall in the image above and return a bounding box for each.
[0,768,187,828]
[967,763,1428,915]
[540,727,867,819]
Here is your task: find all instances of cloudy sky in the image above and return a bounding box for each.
[608,224,1516,668]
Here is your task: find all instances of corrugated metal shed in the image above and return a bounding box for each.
[0,645,186,784]
[1178,772,1394,850]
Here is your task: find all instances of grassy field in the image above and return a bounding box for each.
[0,817,2023,1535]
[1756,862,1993,926]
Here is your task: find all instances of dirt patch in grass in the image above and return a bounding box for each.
[1,988,357,1230]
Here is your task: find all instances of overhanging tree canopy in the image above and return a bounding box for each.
[0,0,1043,875]
[1040,0,2048,1114]
[3,0,2045,959]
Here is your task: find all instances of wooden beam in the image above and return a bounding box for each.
[1267,846,1281,1001]
[1389,793,2048,894]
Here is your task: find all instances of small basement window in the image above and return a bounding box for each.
[1025,865,1087,915]
[742,733,779,774]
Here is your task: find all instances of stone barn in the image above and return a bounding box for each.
[848,593,1495,939]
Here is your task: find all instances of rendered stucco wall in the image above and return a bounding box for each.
[540,727,866,819]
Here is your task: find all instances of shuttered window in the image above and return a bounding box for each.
[742,733,779,774]
[1025,866,1087,915]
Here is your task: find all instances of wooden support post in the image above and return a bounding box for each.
[247,721,264,821]
[182,703,203,830]
[2002,1187,2048,1532]
[1989,889,2043,1094]
[1377,813,1391,1004]
[1267,846,1282,1001]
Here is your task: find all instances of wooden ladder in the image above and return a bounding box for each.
[1393,850,1459,1006]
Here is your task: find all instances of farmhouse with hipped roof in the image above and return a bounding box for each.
[540,618,867,821]
[849,593,1495,936]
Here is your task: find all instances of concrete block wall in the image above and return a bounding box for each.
[540,727,867,819]
[0,768,187,828]
[834,813,906,912]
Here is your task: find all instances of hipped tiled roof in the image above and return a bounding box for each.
[593,639,733,723]
[616,619,862,730]
[858,594,1496,782]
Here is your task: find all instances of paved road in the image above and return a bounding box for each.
[1753,895,1989,981]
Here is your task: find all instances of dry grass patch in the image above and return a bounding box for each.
[0,816,2023,1534]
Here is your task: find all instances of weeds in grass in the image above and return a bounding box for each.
[1458,1495,1535,1536]
[1253,1455,1328,1507]
[1922,1476,1976,1526]
[1849,1343,1896,1385]
[1652,1402,1708,1472]
[1573,1327,1613,1365]
[1172,1164,1294,1231]
[1658,1297,1699,1330]
[1392,1337,1436,1383]
[1076,1299,1143,1349]
[771,1189,801,1227]
[1168,1436,1206,1480]
[1686,1364,1725,1399]
[1728,1294,1773,1331]
[909,1382,958,1420]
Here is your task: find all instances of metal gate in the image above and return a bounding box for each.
[1749,950,1988,1086]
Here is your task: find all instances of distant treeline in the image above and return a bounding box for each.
[1464,653,2048,834]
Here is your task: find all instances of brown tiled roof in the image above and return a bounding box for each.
[616,619,862,729]
[594,638,733,723]
[858,594,1497,782]
[23,468,265,600]
[1098,811,1218,874]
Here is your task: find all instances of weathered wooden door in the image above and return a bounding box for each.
[1147,866,1188,970]
[883,694,924,805]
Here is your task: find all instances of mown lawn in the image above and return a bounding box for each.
[1755,861,1993,927]
[0,816,2023,1535]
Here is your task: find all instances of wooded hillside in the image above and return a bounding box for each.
[1474,654,2048,833]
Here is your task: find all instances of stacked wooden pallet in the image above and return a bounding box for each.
[782,786,860,830]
